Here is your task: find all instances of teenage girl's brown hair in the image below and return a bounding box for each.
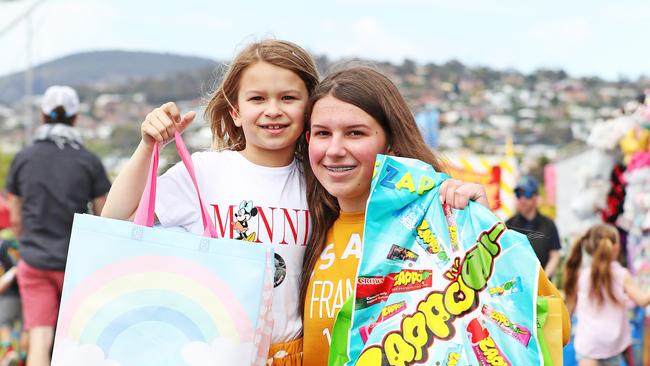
[298,66,446,313]
[204,39,319,153]
[563,223,621,313]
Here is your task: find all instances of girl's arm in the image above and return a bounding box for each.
[101,141,155,220]
[623,271,650,307]
[101,102,195,220]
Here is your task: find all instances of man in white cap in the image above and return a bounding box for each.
[5,85,111,366]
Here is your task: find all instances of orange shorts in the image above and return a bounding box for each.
[267,337,302,366]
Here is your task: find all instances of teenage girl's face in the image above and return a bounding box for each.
[309,95,389,213]
[233,61,308,167]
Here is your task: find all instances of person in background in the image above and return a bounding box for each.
[564,223,650,366]
[6,85,111,366]
[0,229,24,365]
[506,175,562,278]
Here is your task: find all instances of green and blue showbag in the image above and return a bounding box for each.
[332,155,543,366]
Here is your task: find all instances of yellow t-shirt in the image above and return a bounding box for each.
[303,212,364,366]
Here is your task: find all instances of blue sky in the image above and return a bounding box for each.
[1,0,648,80]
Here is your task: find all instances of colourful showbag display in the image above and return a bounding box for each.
[52,132,274,366]
[443,153,517,221]
[346,155,542,365]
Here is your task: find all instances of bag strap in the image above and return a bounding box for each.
[134,130,217,238]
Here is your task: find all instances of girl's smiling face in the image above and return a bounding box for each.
[308,95,389,212]
[233,61,308,167]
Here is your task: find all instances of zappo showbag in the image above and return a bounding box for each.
[342,155,543,365]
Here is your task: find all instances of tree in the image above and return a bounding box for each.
[0,152,14,191]
[399,58,417,76]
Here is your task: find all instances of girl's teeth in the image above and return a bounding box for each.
[328,167,353,172]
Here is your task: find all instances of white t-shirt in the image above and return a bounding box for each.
[156,150,309,343]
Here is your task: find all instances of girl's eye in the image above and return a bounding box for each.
[312,130,330,137]
[349,130,364,136]
[282,95,298,101]
[248,96,264,102]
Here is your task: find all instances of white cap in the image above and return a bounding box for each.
[41,85,80,117]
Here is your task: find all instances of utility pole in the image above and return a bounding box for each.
[23,12,33,145]
[0,0,47,145]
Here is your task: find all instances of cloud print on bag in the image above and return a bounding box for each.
[181,339,254,366]
[51,339,120,366]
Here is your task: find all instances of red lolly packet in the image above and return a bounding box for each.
[467,318,512,366]
[355,270,432,309]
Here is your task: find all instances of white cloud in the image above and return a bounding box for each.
[176,14,233,32]
[528,18,591,46]
[314,17,425,64]
[51,339,121,366]
[352,17,382,35]
[182,339,254,366]
[318,20,337,32]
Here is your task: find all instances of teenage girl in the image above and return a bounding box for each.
[299,66,570,364]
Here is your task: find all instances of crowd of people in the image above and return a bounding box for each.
[0,39,647,366]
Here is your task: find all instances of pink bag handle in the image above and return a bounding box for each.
[134,130,217,238]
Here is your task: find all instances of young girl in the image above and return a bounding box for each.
[564,223,650,366]
[299,66,570,364]
[101,39,319,365]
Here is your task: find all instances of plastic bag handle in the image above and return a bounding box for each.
[134,130,217,238]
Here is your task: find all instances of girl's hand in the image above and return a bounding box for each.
[439,179,489,209]
[141,102,196,147]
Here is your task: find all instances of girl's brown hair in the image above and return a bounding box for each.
[298,66,446,313]
[204,39,319,153]
[563,223,621,313]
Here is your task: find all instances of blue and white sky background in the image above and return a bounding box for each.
[1,0,648,80]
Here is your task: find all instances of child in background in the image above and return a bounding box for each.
[0,230,24,365]
[564,223,650,366]
[101,39,319,365]
[299,66,570,364]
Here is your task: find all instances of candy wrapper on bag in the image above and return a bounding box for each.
[340,155,543,365]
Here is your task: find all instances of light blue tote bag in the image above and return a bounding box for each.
[52,132,274,366]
